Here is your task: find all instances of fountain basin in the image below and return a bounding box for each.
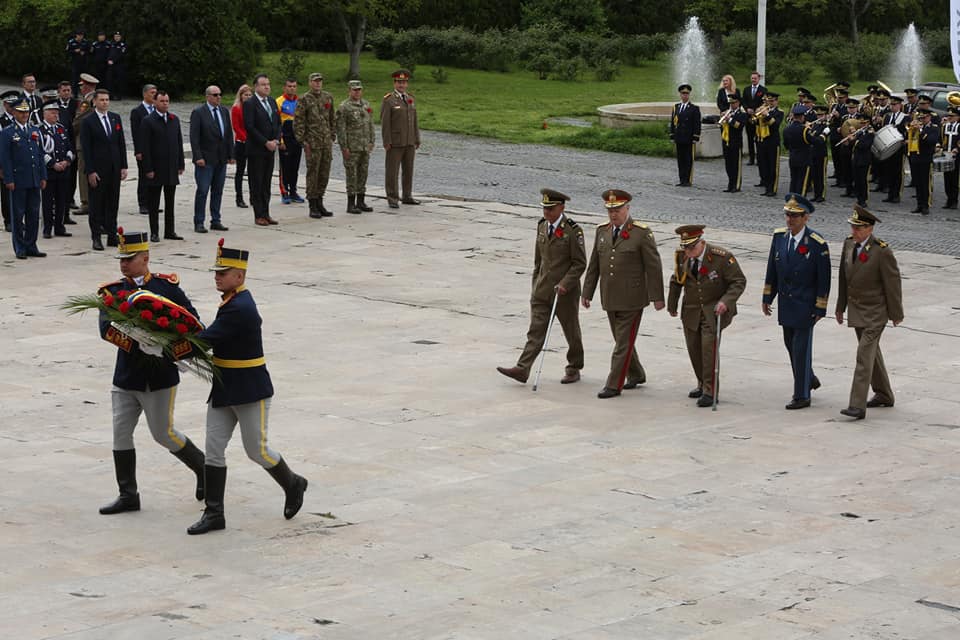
[597,102,725,158]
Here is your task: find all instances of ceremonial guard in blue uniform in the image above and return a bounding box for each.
[782,105,813,196]
[0,99,47,259]
[188,241,308,535]
[40,101,74,238]
[762,194,831,410]
[669,84,701,187]
[97,229,206,515]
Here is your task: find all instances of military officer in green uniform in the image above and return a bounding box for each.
[380,69,420,210]
[582,189,665,399]
[497,189,586,385]
[667,224,747,407]
[835,206,904,420]
[336,80,375,214]
[293,72,336,219]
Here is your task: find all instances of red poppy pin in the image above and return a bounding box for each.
[858,251,869,263]
[114,123,121,131]
[555,227,564,239]
[324,102,330,109]
[699,266,709,275]
[407,98,414,105]
[798,244,809,255]
[57,126,64,134]
[621,230,630,240]
[366,107,372,113]
[30,131,38,141]
[169,113,175,120]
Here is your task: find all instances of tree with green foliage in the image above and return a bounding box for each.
[332,0,421,80]
[520,0,607,32]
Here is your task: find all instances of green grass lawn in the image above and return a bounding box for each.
[257,51,959,156]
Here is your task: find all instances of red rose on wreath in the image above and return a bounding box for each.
[140,310,153,321]
[555,227,564,239]
[156,316,170,329]
[152,300,163,311]
[798,245,809,255]
[621,230,630,240]
[175,323,189,334]
[859,251,869,263]
[699,266,709,275]
[117,290,129,299]
[114,123,121,131]
[119,301,131,313]
[169,308,181,319]
[103,294,115,306]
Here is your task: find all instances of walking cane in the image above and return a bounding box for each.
[712,308,722,411]
[531,289,561,392]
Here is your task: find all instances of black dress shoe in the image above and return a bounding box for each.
[754,183,765,187]
[840,407,866,419]
[688,387,703,398]
[722,188,732,193]
[920,208,930,216]
[729,188,740,193]
[811,376,821,391]
[150,233,160,243]
[910,207,922,213]
[54,230,73,237]
[813,197,825,203]
[28,251,48,258]
[696,394,714,407]
[92,238,104,251]
[164,233,184,240]
[99,494,141,514]
[785,398,810,410]
[195,225,208,233]
[236,198,248,209]
[597,387,621,399]
[401,198,421,205]
[64,218,77,225]
[210,222,229,231]
[866,396,894,408]
[42,231,52,239]
[15,253,27,259]
[388,201,400,209]
[622,377,646,390]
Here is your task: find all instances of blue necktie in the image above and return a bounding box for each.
[788,237,796,253]
[212,107,223,136]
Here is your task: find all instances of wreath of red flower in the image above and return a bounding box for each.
[798,244,809,255]
[555,227,564,239]
[858,251,869,262]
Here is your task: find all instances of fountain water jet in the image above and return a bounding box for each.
[672,17,713,103]
[887,23,926,90]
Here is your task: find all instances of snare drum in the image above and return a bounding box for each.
[933,155,956,173]
[871,124,905,161]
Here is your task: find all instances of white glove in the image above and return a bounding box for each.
[139,341,163,357]
[175,360,191,373]
[111,321,162,356]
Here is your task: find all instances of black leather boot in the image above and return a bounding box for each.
[266,458,308,520]
[171,438,205,501]
[347,194,360,214]
[357,194,373,212]
[308,198,323,219]
[318,197,333,217]
[187,465,226,535]
[92,233,104,251]
[99,449,140,514]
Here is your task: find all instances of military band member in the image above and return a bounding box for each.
[762,194,830,410]
[497,189,586,385]
[835,206,903,420]
[0,99,47,259]
[720,94,748,192]
[806,105,830,203]
[917,95,941,126]
[40,101,74,238]
[903,88,919,115]
[940,106,960,209]
[870,89,891,192]
[754,92,783,197]
[381,69,420,209]
[97,230,206,515]
[850,113,875,207]
[336,80,376,214]
[667,225,746,407]
[790,87,809,116]
[293,73,336,218]
[881,96,908,204]
[187,241,308,535]
[582,190,665,399]
[906,107,938,215]
[829,87,850,183]
[838,99,863,198]
[782,106,813,195]
[669,84,700,187]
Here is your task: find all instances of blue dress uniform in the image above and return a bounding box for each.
[782,109,813,195]
[187,241,307,535]
[96,230,206,516]
[755,97,783,196]
[40,104,75,237]
[941,109,960,208]
[0,101,47,259]
[850,117,875,207]
[806,110,829,202]
[906,109,938,215]
[669,84,701,187]
[763,194,831,407]
[720,98,748,192]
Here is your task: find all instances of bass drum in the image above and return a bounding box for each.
[933,155,956,173]
[871,124,904,161]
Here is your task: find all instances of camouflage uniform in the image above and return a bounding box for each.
[336,93,375,212]
[293,87,335,216]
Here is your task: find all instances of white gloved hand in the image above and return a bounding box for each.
[139,341,163,357]
[111,321,162,356]
[175,360,191,373]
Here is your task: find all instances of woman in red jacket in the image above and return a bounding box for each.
[231,84,253,208]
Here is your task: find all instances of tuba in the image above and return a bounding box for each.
[823,83,839,107]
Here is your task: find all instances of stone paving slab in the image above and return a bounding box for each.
[0,155,959,639]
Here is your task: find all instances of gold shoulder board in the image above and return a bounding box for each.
[809,233,826,245]
[155,272,180,284]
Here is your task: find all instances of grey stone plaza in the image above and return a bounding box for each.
[1,125,959,639]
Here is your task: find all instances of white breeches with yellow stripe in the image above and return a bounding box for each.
[204,399,279,469]
[112,385,187,452]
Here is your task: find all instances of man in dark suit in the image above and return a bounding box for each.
[190,85,233,233]
[19,74,44,126]
[80,89,127,250]
[130,84,157,215]
[741,71,767,166]
[242,74,281,226]
[55,80,80,223]
[762,194,831,410]
[668,84,701,187]
[140,90,184,242]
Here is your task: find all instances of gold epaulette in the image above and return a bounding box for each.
[538,218,547,226]
[815,296,828,309]
[876,239,889,248]
[846,234,854,240]
[383,93,391,98]
[597,221,610,228]
[709,246,728,257]
[154,272,180,285]
[774,227,788,234]
[809,232,826,245]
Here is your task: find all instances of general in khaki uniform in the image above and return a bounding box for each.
[380,69,420,209]
[667,225,746,407]
[835,206,904,420]
[582,189,665,399]
[336,80,375,214]
[187,240,308,535]
[497,189,586,385]
[293,72,336,218]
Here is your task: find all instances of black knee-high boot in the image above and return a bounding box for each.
[100,449,140,514]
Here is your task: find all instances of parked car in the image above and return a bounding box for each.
[916,82,960,116]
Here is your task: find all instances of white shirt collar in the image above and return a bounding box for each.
[790,226,806,246]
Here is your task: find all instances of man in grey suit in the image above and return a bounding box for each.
[190,85,234,233]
